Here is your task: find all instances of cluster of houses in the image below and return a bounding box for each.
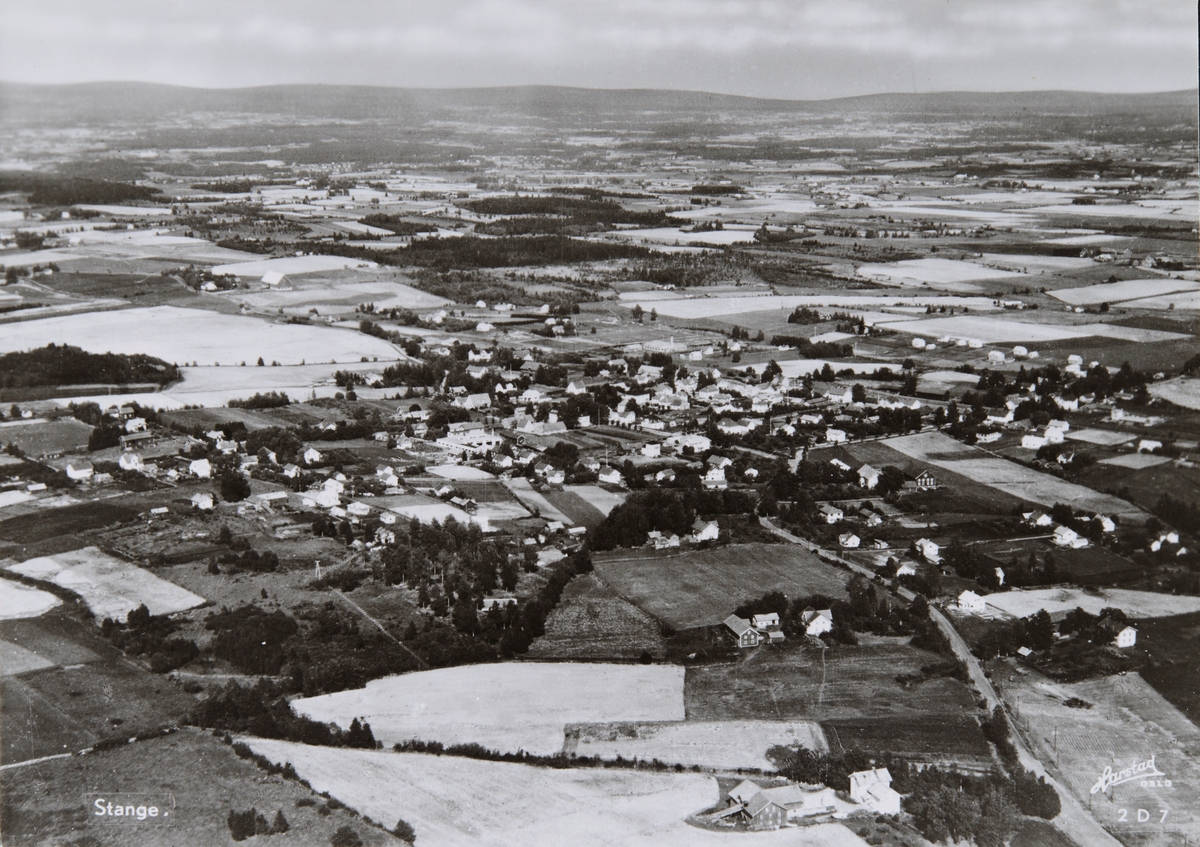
[955,589,1138,649]
[722,607,833,648]
[703,767,901,831]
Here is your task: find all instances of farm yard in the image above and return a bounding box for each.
[290,663,686,755]
[997,669,1200,846]
[592,543,848,630]
[6,547,206,620]
[977,587,1200,621]
[0,305,402,367]
[526,573,666,660]
[568,720,829,770]
[1,728,402,847]
[245,739,871,847]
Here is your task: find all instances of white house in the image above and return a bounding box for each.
[65,460,94,481]
[692,518,720,542]
[641,443,662,458]
[1022,434,1048,450]
[819,504,844,524]
[189,458,212,479]
[303,447,323,465]
[1138,439,1163,453]
[118,452,144,472]
[916,538,940,562]
[857,464,880,489]
[1114,626,1138,648]
[801,608,834,637]
[895,562,916,576]
[1053,525,1088,548]
[566,380,588,395]
[825,428,848,444]
[190,492,214,511]
[958,590,986,614]
[598,467,623,486]
[751,612,780,631]
[839,532,861,549]
[849,768,902,815]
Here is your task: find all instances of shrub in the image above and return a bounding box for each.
[393,818,417,843]
[331,825,363,847]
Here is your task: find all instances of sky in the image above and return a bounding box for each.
[0,0,1195,100]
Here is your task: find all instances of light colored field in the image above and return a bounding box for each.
[473,500,533,522]
[245,740,868,847]
[1044,233,1123,245]
[6,546,205,621]
[974,254,1095,272]
[291,663,685,755]
[1149,377,1200,411]
[1119,291,1200,310]
[877,314,1190,344]
[0,579,62,620]
[920,370,984,384]
[1002,671,1200,841]
[1033,202,1196,220]
[0,490,34,508]
[427,465,496,480]
[563,484,627,517]
[1066,428,1137,446]
[982,587,1200,620]
[762,360,902,378]
[0,638,56,675]
[74,205,172,216]
[1099,453,1172,469]
[858,257,1024,285]
[614,226,757,246]
[883,431,1144,520]
[594,543,848,630]
[1049,278,1199,305]
[211,255,379,276]
[621,294,999,320]
[232,279,448,312]
[0,305,400,366]
[571,720,828,770]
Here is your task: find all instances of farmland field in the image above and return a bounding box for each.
[1,728,400,847]
[979,587,1200,620]
[7,547,205,620]
[620,294,998,320]
[563,484,627,517]
[210,254,378,276]
[592,543,849,630]
[0,305,400,366]
[1098,453,1172,469]
[1148,377,1200,411]
[1048,278,1199,305]
[686,642,981,727]
[231,277,448,313]
[526,573,666,660]
[0,500,140,546]
[0,418,92,456]
[1067,428,1138,446]
[1000,670,1200,846]
[857,257,1025,286]
[291,663,685,755]
[0,578,62,619]
[245,739,870,847]
[822,714,993,762]
[881,431,1145,520]
[568,719,828,770]
[1121,291,1200,310]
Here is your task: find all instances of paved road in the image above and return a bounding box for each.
[761,514,1121,847]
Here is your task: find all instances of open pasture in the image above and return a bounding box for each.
[527,573,665,660]
[981,587,1200,620]
[1001,670,1200,844]
[593,543,848,630]
[0,305,400,367]
[245,740,868,847]
[1049,278,1199,305]
[291,662,685,755]
[857,257,1024,287]
[1148,377,1200,411]
[615,225,758,246]
[686,643,980,725]
[210,254,378,276]
[7,546,205,621]
[882,431,1144,520]
[0,418,92,456]
[569,719,828,770]
[0,578,62,619]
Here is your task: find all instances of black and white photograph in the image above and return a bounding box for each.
[0,2,1197,845]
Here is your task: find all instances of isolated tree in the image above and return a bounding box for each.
[270,810,290,834]
[331,825,363,847]
[219,472,251,502]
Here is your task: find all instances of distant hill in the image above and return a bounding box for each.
[1,81,1195,126]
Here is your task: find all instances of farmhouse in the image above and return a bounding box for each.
[724,781,838,828]
[1113,625,1138,648]
[801,608,833,637]
[1053,526,1089,549]
[916,538,940,563]
[191,492,214,511]
[188,458,212,479]
[857,464,880,489]
[839,533,861,549]
[303,447,323,465]
[849,768,902,815]
[118,452,144,472]
[724,615,762,648]
[819,504,844,524]
[958,590,986,614]
[65,460,94,481]
[825,428,847,444]
[598,467,623,486]
[691,519,720,542]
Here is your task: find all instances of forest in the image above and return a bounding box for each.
[0,344,180,389]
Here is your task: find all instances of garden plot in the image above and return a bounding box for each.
[0,305,400,366]
[527,573,664,661]
[1048,278,1199,306]
[244,740,868,847]
[883,431,1143,520]
[501,478,574,525]
[1099,453,1172,469]
[6,547,204,621]
[857,258,1025,288]
[982,587,1200,620]
[211,255,378,277]
[569,720,828,770]
[0,579,62,620]
[290,663,685,755]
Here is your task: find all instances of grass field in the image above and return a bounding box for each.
[0,579,62,620]
[1,728,401,847]
[821,715,992,762]
[1137,612,1200,724]
[881,431,1145,521]
[686,641,981,727]
[0,305,400,367]
[858,257,1025,285]
[1048,278,1199,305]
[569,720,828,770]
[1148,377,1200,411]
[980,587,1200,620]
[0,418,92,456]
[593,543,849,630]
[1000,669,1200,845]
[0,500,139,548]
[291,663,686,755]
[8,547,205,621]
[245,740,870,847]
[0,609,196,764]
[527,573,666,660]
